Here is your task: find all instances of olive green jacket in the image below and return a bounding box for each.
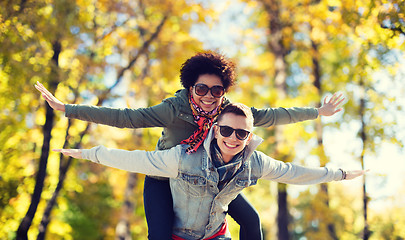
[65,89,318,150]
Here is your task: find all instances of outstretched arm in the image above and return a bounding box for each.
[53,145,181,178]
[257,152,368,184]
[35,81,177,129]
[251,92,346,128]
[317,92,346,117]
[35,81,66,112]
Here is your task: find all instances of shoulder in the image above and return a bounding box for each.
[176,145,205,168]
[249,151,265,164]
[163,89,190,110]
[247,151,271,174]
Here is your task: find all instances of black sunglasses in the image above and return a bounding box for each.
[218,125,251,140]
[193,83,225,98]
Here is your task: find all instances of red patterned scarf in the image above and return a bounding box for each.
[181,94,224,154]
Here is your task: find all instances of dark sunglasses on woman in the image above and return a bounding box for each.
[218,125,251,140]
[193,83,225,98]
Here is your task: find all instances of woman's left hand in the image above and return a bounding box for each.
[318,92,346,116]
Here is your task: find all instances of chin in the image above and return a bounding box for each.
[220,143,242,156]
[197,99,219,112]
[201,105,218,112]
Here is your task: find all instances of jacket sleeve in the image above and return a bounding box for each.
[251,106,318,128]
[255,152,343,184]
[65,101,177,129]
[81,145,181,178]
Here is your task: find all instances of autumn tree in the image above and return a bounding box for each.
[228,0,404,239]
[1,0,217,239]
[2,0,404,239]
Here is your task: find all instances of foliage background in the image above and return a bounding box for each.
[1,0,404,239]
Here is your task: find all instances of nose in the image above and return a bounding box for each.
[228,131,238,140]
[205,89,214,98]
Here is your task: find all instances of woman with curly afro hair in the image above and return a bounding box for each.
[36,50,345,240]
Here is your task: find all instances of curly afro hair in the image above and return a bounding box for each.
[180,51,236,92]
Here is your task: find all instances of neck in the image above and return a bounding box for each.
[221,153,234,164]
[211,139,241,164]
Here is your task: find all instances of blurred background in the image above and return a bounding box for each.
[1,0,404,239]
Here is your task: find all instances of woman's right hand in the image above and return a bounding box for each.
[35,81,66,112]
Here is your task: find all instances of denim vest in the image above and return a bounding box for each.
[170,129,263,239]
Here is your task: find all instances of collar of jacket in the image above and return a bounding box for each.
[202,125,264,162]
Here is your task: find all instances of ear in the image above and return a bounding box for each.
[189,86,193,93]
[245,132,253,145]
[213,125,220,139]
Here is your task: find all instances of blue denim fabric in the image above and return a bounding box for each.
[83,128,343,239]
[170,145,259,239]
[144,175,261,240]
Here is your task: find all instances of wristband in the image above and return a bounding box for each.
[339,168,347,180]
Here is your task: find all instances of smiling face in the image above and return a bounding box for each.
[189,74,224,112]
[214,112,253,163]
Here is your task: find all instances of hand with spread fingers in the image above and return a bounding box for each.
[318,92,346,117]
[35,81,66,112]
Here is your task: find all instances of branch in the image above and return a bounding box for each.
[111,14,168,92]
[381,25,405,36]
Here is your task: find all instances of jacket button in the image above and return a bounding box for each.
[207,225,212,230]
[211,212,215,216]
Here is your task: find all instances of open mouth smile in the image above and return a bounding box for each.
[201,100,215,106]
[224,142,238,149]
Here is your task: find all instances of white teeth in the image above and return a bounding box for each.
[225,142,237,148]
[201,100,214,105]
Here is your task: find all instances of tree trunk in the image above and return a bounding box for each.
[16,40,61,240]
[37,122,90,240]
[277,183,289,240]
[36,158,73,240]
[312,40,338,240]
[16,105,54,240]
[116,173,138,240]
[262,0,290,239]
[359,78,370,240]
[35,14,168,238]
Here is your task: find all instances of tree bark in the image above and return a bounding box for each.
[359,78,370,240]
[312,40,338,240]
[276,183,289,240]
[262,0,290,239]
[35,14,168,239]
[16,40,61,240]
[37,121,90,240]
[116,173,137,240]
